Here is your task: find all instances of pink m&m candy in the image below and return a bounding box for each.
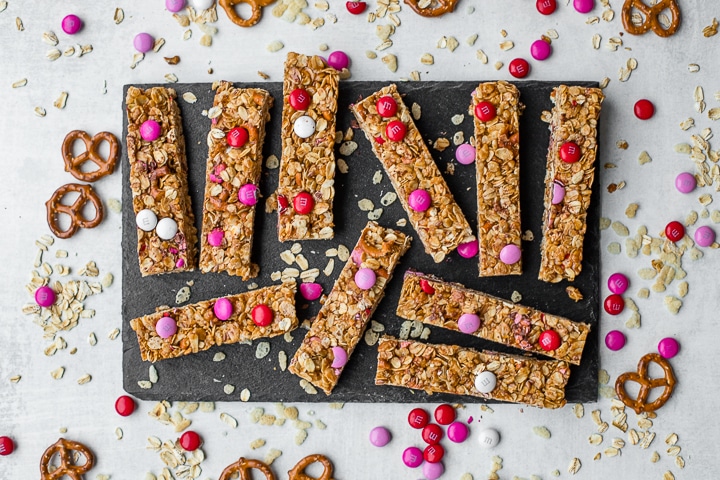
[35,285,56,307]
[155,316,177,338]
[458,313,481,334]
[61,14,83,35]
[695,225,715,247]
[608,272,629,294]
[115,395,136,416]
[423,461,444,480]
[408,408,430,429]
[238,183,259,206]
[134,33,155,53]
[573,0,594,13]
[605,330,626,351]
[213,297,233,320]
[604,294,624,315]
[355,268,377,290]
[509,58,530,78]
[457,240,478,258]
[658,337,679,359]
[327,51,349,70]
[530,39,552,61]
[140,120,161,142]
[166,0,187,12]
[552,180,566,204]
[408,189,431,212]
[675,172,696,193]
[402,446,423,468]
[331,346,348,368]
[299,283,323,301]
[0,436,15,456]
[455,143,476,165]
[369,426,391,447]
[499,244,521,265]
[447,421,469,443]
[207,228,224,247]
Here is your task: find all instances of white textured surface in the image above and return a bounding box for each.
[1,1,718,478]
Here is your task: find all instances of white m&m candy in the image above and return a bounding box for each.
[136,209,158,231]
[156,217,178,240]
[293,116,316,138]
[474,371,497,394]
[477,428,500,449]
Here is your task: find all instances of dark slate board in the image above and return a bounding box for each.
[122,81,600,403]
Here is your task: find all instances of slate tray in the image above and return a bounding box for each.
[122,81,600,403]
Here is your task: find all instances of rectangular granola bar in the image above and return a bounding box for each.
[277,52,339,241]
[538,85,604,283]
[126,86,198,276]
[472,81,523,276]
[199,81,272,279]
[288,222,411,394]
[375,336,571,409]
[130,282,298,362]
[396,270,590,365]
[351,84,475,263]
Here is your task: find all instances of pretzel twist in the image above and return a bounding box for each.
[39,438,94,480]
[621,0,681,37]
[45,183,104,239]
[404,0,458,17]
[615,353,677,414]
[62,130,119,182]
[288,454,334,480]
[218,457,276,480]
[220,0,276,27]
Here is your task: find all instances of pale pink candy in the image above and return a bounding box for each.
[331,346,348,368]
[458,313,481,334]
[351,248,363,265]
[156,316,177,338]
[299,283,323,301]
[213,298,233,320]
[207,228,224,247]
[354,268,376,290]
[551,180,565,205]
[499,244,521,264]
[423,461,444,480]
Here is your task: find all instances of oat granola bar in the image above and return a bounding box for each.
[472,81,523,276]
[126,86,198,276]
[199,82,272,279]
[277,52,339,241]
[538,85,604,283]
[351,84,475,263]
[130,282,298,362]
[376,335,570,409]
[396,270,590,365]
[288,222,411,394]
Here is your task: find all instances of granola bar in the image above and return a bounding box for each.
[351,84,475,263]
[471,81,523,276]
[199,81,272,279]
[376,335,570,409]
[396,270,590,365]
[538,85,604,283]
[130,282,298,362]
[277,52,339,241]
[126,86,198,276]
[288,222,411,394]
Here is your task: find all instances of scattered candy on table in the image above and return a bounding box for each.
[530,39,552,60]
[508,58,530,78]
[422,423,443,445]
[675,172,697,193]
[423,460,445,480]
[604,294,625,315]
[188,0,214,10]
[573,0,594,14]
[299,282,323,301]
[346,1,368,14]
[434,404,456,425]
[634,99,655,120]
[607,272,629,295]
[605,330,626,351]
[0,436,14,455]
[477,428,500,448]
[423,443,444,463]
[694,225,715,247]
[34,285,56,308]
[658,337,680,359]
[408,408,430,429]
[133,33,155,54]
[456,240,478,258]
[327,51,349,70]
[179,431,202,451]
[61,14,83,35]
[665,220,685,242]
[447,422,469,443]
[166,0,187,13]
[369,426,392,447]
[114,395,136,416]
[536,0,557,15]
[455,143,476,165]
[402,446,423,468]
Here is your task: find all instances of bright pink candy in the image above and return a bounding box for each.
[238,184,258,206]
[176,259,185,268]
[402,446,423,468]
[605,330,626,351]
[408,189,431,212]
[694,226,715,247]
[422,459,444,479]
[447,421,469,443]
[213,298,233,320]
[658,337,679,359]
[331,346,348,368]
[155,316,177,338]
[369,426,392,447]
[551,180,566,204]
[458,313,481,334]
[457,240,478,258]
[499,244,521,265]
[140,120,161,142]
[166,0,186,12]
[207,228,224,247]
[354,268,376,290]
[35,285,56,307]
[61,15,83,35]
[608,272,629,295]
[573,0,594,13]
[455,144,476,165]
[299,283,323,301]
[327,51,349,70]
[530,39,552,60]
[675,172,696,193]
[134,33,155,53]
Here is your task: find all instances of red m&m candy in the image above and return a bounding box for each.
[346,1,367,14]
[386,120,406,142]
[423,444,444,463]
[422,423,443,445]
[408,407,430,429]
[665,221,684,242]
[419,279,435,295]
[560,142,581,163]
[251,304,273,327]
[603,294,624,315]
[434,404,456,425]
[509,58,530,78]
[474,101,496,122]
[179,431,202,451]
[376,96,397,118]
[115,395,136,416]
[539,330,561,351]
[0,436,15,456]
[293,191,314,214]
[289,88,311,111]
[634,99,655,120]
[536,0,557,14]
[227,127,249,148]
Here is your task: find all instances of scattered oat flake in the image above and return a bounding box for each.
[16,17,23,31]
[533,426,551,439]
[382,54,398,72]
[224,384,235,395]
[54,92,68,109]
[267,40,284,52]
[703,17,718,37]
[114,7,124,24]
[77,374,92,385]
[12,78,27,88]
[688,63,700,73]
[0,2,7,13]
[567,457,581,474]
[240,388,251,401]
[638,151,652,165]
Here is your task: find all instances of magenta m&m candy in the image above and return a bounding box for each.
[551,180,566,204]
[634,99,655,120]
[509,58,530,78]
[608,272,629,295]
[499,244,521,265]
[238,183,259,206]
[455,143,476,165]
[603,294,624,315]
[423,444,444,463]
[458,313,481,334]
[675,172,696,193]
[289,88,311,111]
[251,304,273,327]
[155,316,177,338]
[179,431,202,451]
[327,51,349,70]
[402,446,423,468]
[293,116,316,138]
[573,0,594,13]
[665,221,685,242]
[605,330,626,351]
[386,120,406,141]
[423,461,445,480]
[140,119,161,142]
[227,127,249,148]
[166,0,187,12]
[213,297,233,320]
[422,423,443,445]
[299,283,323,301]
[694,225,716,247]
[434,404,456,425]
[376,96,397,118]
[539,329,561,351]
[408,189,431,212]
[560,142,581,163]
[536,0,557,14]
[115,395,136,416]
[457,240,478,258]
[658,337,679,359]
[354,268,377,290]
[530,39,552,61]
[156,217,178,240]
[346,1,367,14]
[293,191,314,214]
[0,436,15,456]
[61,14,83,35]
[207,228,224,247]
[369,426,391,447]
[134,33,155,54]
[447,421,469,443]
[331,346,348,368]
[475,101,496,121]
[35,285,56,308]
[408,408,430,429]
